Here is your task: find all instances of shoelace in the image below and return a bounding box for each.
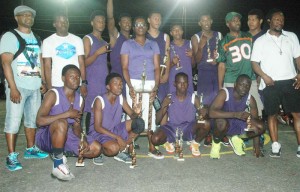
[9,153,20,164]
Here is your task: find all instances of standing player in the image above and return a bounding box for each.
[247,9,265,42]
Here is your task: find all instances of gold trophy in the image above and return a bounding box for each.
[129,138,137,169]
[170,45,182,70]
[177,129,184,162]
[76,131,85,167]
[160,54,168,77]
[197,93,205,123]
[244,99,257,133]
[206,36,219,62]
[174,127,180,159]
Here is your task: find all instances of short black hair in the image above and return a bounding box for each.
[266,8,283,22]
[62,64,80,76]
[170,23,183,31]
[105,73,122,85]
[53,12,67,22]
[175,72,188,82]
[248,9,264,20]
[118,13,131,21]
[198,12,211,21]
[90,10,105,21]
[133,16,146,25]
[148,10,161,18]
[236,74,251,83]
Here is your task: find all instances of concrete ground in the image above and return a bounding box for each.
[0,99,299,192]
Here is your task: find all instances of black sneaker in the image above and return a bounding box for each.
[221,136,230,146]
[297,148,300,158]
[204,134,212,147]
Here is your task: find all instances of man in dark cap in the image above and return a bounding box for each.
[0,5,48,172]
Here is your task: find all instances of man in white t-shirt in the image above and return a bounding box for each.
[43,12,87,97]
[251,9,300,158]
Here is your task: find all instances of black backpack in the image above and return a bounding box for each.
[8,29,42,68]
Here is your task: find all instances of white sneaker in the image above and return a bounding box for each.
[190,140,201,157]
[52,163,75,181]
[270,142,281,158]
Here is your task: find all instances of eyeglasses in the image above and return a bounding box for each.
[16,13,34,18]
[134,23,147,28]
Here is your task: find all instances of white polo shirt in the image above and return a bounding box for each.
[251,30,300,90]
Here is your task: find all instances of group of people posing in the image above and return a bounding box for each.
[1,0,300,182]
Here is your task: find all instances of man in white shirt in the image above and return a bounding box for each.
[251,8,300,158]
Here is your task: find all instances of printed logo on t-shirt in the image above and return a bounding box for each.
[17,38,41,77]
[55,43,76,59]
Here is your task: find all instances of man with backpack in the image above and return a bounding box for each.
[0,5,48,172]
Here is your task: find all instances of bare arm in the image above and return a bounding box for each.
[123,99,139,119]
[121,54,132,88]
[107,0,119,48]
[39,53,47,94]
[155,96,171,125]
[251,61,274,86]
[43,57,52,90]
[154,54,160,89]
[160,34,170,84]
[218,62,225,90]
[294,56,300,89]
[36,91,82,127]
[1,53,21,103]
[83,36,108,67]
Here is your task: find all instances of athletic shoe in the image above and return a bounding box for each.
[190,140,201,157]
[210,140,221,159]
[164,142,175,154]
[114,152,132,163]
[24,145,49,159]
[229,136,246,156]
[52,163,75,181]
[221,136,230,146]
[93,154,104,165]
[6,152,22,171]
[203,134,212,147]
[270,142,281,158]
[148,149,165,160]
[277,115,287,125]
[297,146,300,158]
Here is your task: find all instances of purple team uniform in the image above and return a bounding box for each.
[160,93,196,142]
[120,39,159,81]
[110,33,128,97]
[36,87,93,156]
[196,31,220,105]
[88,94,128,144]
[169,40,193,94]
[85,34,108,113]
[146,32,169,101]
[222,87,250,136]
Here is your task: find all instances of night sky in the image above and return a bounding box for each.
[1,0,300,40]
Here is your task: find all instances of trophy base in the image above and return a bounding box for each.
[197,120,205,124]
[177,158,185,162]
[175,66,182,70]
[134,89,153,93]
[129,165,137,169]
[207,59,213,62]
[76,162,85,167]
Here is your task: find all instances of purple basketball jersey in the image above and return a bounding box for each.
[110,33,128,76]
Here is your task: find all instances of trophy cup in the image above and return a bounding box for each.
[76,131,85,167]
[130,138,137,169]
[160,54,168,77]
[206,36,219,62]
[140,60,147,92]
[177,129,185,162]
[174,127,180,159]
[243,100,257,133]
[197,93,205,124]
[170,45,182,70]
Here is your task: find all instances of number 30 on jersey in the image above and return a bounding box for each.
[229,43,251,63]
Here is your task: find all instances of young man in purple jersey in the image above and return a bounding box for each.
[36,65,101,181]
[151,72,210,157]
[209,74,265,159]
[88,73,145,163]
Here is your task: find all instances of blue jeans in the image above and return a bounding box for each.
[5,83,41,134]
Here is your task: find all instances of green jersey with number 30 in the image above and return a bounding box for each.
[217,31,256,83]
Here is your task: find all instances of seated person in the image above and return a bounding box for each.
[151,72,210,157]
[209,74,265,159]
[36,65,101,181]
[88,73,145,164]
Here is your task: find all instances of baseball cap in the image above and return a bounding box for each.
[225,12,242,22]
[14,5,36,17]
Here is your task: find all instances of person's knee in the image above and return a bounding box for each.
[215,119,227,133]
[90,141,102,157]
[103,143,120,156]
[131,118,145,134]
[50,119,68,134]
[151,133,161,146]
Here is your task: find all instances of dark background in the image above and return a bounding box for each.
[0,0,300,40]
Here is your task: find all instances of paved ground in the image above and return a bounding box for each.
[0,99,299,192]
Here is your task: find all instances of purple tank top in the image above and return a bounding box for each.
[110,33,128,76]
[85,34,108,96]
[167,93,196,125]
[197,31,219,71]
[89,94,123,133]
[49,87,81,124]
[169,40,193,93]
[223,87,249,114]
[146,32,165,64]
